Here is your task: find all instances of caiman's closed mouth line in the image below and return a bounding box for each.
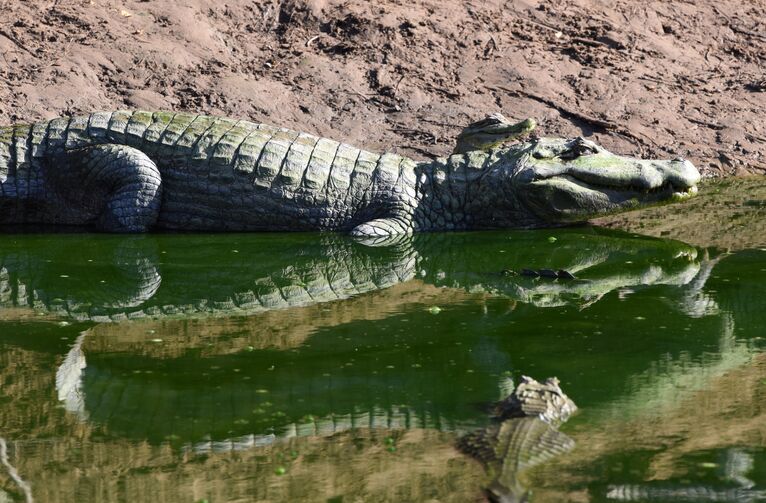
[538,174,697,196]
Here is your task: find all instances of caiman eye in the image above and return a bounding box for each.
[576,144,598,155]
[560,142,598,160]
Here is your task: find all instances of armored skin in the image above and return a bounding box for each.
[459,376,578,502]
[0,111,700,235]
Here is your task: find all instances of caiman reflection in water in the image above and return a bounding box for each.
[0,229,702,321]
[0,229,755,502]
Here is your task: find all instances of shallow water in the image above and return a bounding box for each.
[2,189,766,501]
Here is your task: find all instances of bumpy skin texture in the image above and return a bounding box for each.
[0,111,701,235]
[458,376,578,502]
[0,232,703,322]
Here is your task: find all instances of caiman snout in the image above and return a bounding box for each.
[565,157,700,194]
[631,158,700,194]
[518,137,702,224]
[655,158,700,192]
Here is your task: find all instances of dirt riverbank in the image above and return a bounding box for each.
[0,0,764,175]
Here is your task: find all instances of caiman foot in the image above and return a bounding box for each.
[53,144,162,232]
[350,218,412,238]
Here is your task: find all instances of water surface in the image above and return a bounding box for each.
[2,181,766,502]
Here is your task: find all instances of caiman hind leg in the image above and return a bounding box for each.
[47,144,162,232]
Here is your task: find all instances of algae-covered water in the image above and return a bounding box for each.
[1,179,766,502]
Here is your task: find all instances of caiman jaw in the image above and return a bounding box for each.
[521,151,701,223]
[542,171,699,203]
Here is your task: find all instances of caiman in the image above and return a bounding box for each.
[0,111,700,235]
[459,375,578,502]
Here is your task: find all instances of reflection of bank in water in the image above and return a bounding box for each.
[1,426,486,503]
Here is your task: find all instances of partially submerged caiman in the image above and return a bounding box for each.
[0,112,699,234]
[459,375,578,502]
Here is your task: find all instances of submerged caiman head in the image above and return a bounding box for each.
[506,137,700,225]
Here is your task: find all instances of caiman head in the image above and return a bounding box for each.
[507,136,700,226]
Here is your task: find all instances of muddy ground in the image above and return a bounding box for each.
[0,0,764,175]
[595,176,766,251]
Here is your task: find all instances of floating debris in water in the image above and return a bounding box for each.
[539,269,558,278]
[274,466,286,475]
[548,236,558,243]
[428,306,442,314]
[149,338,163,343]
[513,268,576,280]
[58,321,70,327]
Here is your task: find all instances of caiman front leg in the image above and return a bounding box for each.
[48,144,162,232]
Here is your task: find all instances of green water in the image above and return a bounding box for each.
[0,226,765,502]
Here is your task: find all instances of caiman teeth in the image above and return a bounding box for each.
[672,185,697,200]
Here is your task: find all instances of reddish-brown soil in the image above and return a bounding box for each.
[0,0,763,175]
